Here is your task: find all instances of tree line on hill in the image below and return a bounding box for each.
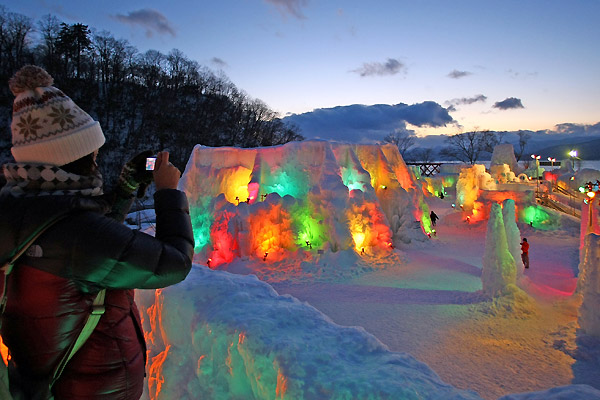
[0,6,303,187]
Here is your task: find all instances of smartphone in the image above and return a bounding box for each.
[145,157,157,171]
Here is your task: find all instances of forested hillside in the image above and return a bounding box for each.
[0,5,303,187]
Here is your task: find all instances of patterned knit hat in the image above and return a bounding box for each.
[9,65,105,166]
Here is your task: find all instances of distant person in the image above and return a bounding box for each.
[0,65,194,399]
[521,238,530,269]
[430,210,439,227]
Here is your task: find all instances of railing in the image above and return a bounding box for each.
[536,183,581,218]
[406,162,443,177]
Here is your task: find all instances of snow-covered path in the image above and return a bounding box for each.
[272,198,582,399]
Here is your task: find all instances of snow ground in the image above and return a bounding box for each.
[133,189,600,399]
[266,196,596,399]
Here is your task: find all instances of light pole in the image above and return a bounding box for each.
[587,191,595,227]
[569,150,578,170]
[547,157,556,190]
[531,154,541,195]
[583,181,600,228]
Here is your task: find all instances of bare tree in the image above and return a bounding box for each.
[515,130,531,161]
[0,9,34,73]
[440,129,499,164]
[382,131,415,157]
[406,148,435,163]
[37,14,61,74]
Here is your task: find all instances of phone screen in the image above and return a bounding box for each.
[145,157,157,170]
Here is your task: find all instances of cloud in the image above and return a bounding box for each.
[282,102,455,143]
[553,122,600,136]
[444,94,487,111]
[265,0,308,19]
[447,70,472,79]
[113,9,175,38]
[351,58,405,77]
[493,97,524,110]
[211,57,228,68]
[507,69,538,79]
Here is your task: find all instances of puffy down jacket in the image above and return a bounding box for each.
[0,189,194,399]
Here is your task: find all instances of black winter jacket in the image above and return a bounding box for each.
[0,189,194,399]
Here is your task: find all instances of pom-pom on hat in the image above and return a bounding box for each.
[9,65,105,166]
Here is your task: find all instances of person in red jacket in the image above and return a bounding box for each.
[0,65,194,399]
[521,238,530,269]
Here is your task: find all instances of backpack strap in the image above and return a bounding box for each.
[51,288,106,386]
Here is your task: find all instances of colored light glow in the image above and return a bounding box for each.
[522,205,552,229]
[276,367,288,398]
[207,210,238,267]
[248,204,295,261]
[291,203,327,249]
[352,232,366,250]
[261,168,308,199]
[247,182,260,205]
[347,196,393,254]
[467,201,486,223]
[0,337,8,365]
[190,201,214,252]
[340,166,369,192]
[221,167,252,204]
[569,150,578,157]
[442,176,456,187]
[587,191,596,198]
[418,198,432,234]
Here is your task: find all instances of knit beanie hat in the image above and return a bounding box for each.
[9,65,105,166]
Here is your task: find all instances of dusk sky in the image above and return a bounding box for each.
[5,0,600,139]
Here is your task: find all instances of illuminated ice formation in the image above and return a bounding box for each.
[490,144,521,183]
[456,164,496,216]
[502,199,523,276]
[578,233,600,337]
[482,203,517,297]
[490,164,519,184]
[490,143,521,175]
[179,140,431,267]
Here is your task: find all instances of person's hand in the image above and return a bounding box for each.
[117,150,155,198]
[153,151,181,191]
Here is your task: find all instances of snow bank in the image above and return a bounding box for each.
[498,384,600,400]
[135,265,600,400]
[179,141,430,268]
[136,265,481,400]
[557,168,600,192]
[580,201,600,247]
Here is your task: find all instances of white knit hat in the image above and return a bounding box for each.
[9,65,105,166]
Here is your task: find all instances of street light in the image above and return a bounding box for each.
[531,154,541,195]
[585,182,598,228]
[547,157,556,168]
[569,150,578,169]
